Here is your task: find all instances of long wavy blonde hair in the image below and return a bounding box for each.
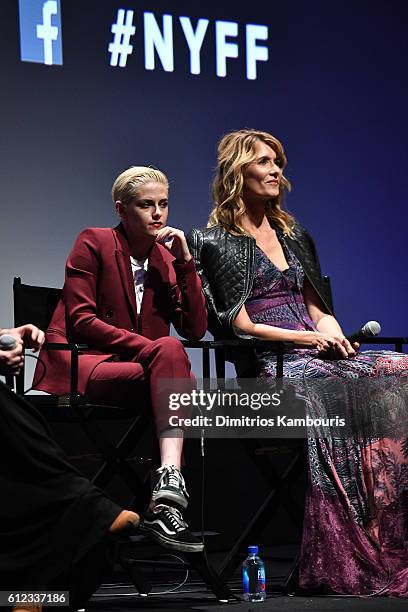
[208,129,295,235]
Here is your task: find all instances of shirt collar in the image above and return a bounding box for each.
[130,256,148,271]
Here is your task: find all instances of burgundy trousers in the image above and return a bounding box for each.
[86,336,193,434]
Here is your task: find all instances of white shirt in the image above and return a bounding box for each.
[130,256,148,314]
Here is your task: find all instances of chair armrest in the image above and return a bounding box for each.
[182,339,293,351]
[181,339,294,379]
[40,342,89,402]
[43,342,89,350]
[359,337,408,352]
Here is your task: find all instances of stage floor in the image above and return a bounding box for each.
[88,589,408,612]
[86,543,407,612]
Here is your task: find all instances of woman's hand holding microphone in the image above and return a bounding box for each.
[298,330,359,359]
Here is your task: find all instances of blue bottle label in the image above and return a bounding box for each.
[247,565,258,593]
[243,564,265,593]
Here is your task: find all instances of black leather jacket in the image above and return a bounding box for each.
[187,221,334,340]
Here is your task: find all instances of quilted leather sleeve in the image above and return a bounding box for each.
[187,228,224,336]
[187,226,256,336]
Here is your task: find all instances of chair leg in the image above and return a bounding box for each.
[246,439,306,529]
[117,541,235,601]
[215,348,226,380]
[119,557,152,596]
[183,551,236,601]
[219,447,305,582]
[72,412,150,498]
[284,555,300,594]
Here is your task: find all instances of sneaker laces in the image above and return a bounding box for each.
[155,504,188,533]
[156,465,189,497]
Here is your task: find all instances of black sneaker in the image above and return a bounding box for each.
[151,465,189,509]
[140,504,204,553]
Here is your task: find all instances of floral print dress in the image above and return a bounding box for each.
[245,234,408,596]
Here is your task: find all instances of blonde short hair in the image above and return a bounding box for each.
[209,129,294,236]
[112,166,168,204]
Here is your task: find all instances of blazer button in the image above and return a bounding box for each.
[106,309,113,318]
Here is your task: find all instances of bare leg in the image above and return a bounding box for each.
[159,429,184,469]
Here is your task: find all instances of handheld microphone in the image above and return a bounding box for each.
[0,334,17,350]
[347,321,381,344]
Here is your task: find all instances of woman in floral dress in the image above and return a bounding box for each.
[189,128,408,595]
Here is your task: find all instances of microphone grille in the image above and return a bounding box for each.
[362,321,381,337]
[0,334,17,349]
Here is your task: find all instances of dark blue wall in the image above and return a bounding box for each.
[1,0,407,346]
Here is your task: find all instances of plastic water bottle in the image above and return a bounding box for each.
[242,545,266,602]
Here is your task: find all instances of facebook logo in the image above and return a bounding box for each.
[19,0,63,66]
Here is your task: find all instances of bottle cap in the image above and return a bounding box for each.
[248,545,258,554]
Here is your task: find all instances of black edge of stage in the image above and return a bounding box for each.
[84,544,408,612]
[87,591,408,612]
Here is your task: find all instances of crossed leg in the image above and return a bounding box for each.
[86,336,203,552]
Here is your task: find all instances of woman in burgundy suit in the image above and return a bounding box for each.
[33,166,207,553]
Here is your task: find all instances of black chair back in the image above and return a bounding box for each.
[13,276,61,330]
[12,277,61,394]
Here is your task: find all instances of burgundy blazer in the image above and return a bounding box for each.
[33,225,207,395]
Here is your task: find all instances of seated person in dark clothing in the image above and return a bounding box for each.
[0,324,139,612]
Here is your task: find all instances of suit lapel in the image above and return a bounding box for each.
[141,243,170,320]
[113,225,138,324]
[148,242,168,272]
